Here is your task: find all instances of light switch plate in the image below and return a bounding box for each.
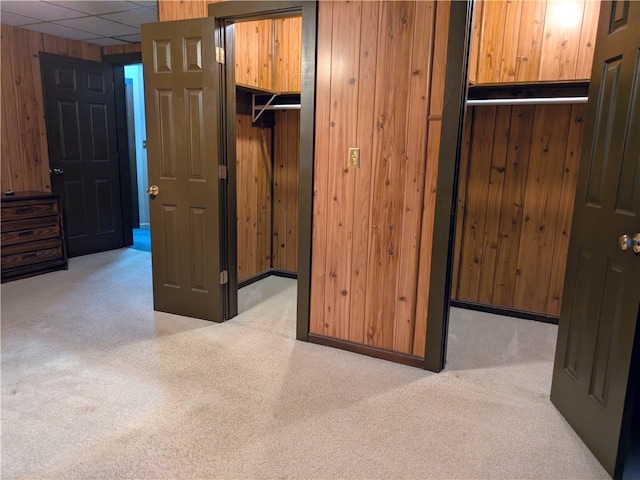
[349,147,360,168]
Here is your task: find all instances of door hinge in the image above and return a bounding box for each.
[220,270,229,285]
[216,47,225,64]
[218,164,227,180]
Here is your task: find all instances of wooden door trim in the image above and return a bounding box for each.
[208,1,317,340]
[423,0,473,372]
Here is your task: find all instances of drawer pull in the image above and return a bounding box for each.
[15,207,34,215]
[18,230,34,238]
[21,253,37,260]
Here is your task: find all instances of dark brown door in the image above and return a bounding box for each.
[550,1,640,477]
[141,18,225,321]
[41,53,124,257]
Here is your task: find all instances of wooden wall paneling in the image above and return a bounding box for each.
[274,16,302,92]
[236,113,272,280]
[413,0,450,358]
[476,0,507,83]
[102,43,143,55]
[157,0,216,21]
[455,106,496,302]
[309,0,333,336]
[545,103,584,315]
[364,1,416,351]
[538,0,586,81]
[574,0,600,80]
[490,105,535,308]
[500,0,524,83]
[477,106,511,304]
[285,110,300,271]
[349,0,380,344]
[235,21,260,88]
[514,0,548,82]
[321,0,361,340]
[1,26,26,193]
[272,110,299,273]
[467,0,483,84]
[257,20,273,90]
[512,104,572,312]
[450,113,473,299]
[394,0,436,354]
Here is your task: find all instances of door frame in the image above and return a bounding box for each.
[207,1,317,339]
[102,51,146,248]
[423,0,473,372]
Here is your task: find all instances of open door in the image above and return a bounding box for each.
[40,53,125,258]
[550,1,640,477]
[141,18,226,322]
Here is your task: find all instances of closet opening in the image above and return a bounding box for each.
[208,1,316,338]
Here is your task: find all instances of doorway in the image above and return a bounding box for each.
[123,63,150,253]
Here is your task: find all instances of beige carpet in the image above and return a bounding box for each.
[1,248,608,479]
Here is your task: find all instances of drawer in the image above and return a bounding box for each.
[1,238,62,257]
[1,199,58,221]
[1,246,63,269]
[1,218,60,245]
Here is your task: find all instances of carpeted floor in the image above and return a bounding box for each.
[1,248,610,479]
[130,227,151,252]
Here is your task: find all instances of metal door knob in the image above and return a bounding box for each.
[619,233,640,253]
[147,185,159,197]
[50,168,64,175]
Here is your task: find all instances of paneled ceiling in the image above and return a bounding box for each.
[0,1,158,46]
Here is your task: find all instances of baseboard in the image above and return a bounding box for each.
[450,300,559,325]
[238,268,298,289]
[307,333,424,368]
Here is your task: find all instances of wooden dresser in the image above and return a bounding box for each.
[1,191,68,283]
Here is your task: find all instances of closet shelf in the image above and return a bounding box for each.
[235,83,301,122]
[467,81,589,106]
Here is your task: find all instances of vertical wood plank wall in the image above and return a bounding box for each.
[236,114,273,281]
[1,24,102,193]
[234,20,273,90]
[272,110,300,273]
[310,1,450,357]
[452,104,585,316]
[468,0,600,83]
[102,44,142,55]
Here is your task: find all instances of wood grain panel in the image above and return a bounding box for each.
[273,16,302,93]
[102,44,142,55]
[310,0,449,357]
[157,0,220,21]
[236,113,272,280]
[1,25,102,194]
[309,0,333,336]
[272,110,299,273]
[234,20,272,90]
[469,0,601,83]
[453,103,583,316]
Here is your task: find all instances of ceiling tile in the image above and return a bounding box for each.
[55,16,139,36]
[113,33,141,43]
[47,1,140,15]
[100,7,157,27]
[0,12,42,26]
[21,21,96,40]
[1,1,84,21]
[84,37,130,46]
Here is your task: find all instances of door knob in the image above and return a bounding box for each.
[50,168,64,175]
[147,185,159,197]
[619,233,640,253]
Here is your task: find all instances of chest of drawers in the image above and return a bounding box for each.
[1,191,68,283]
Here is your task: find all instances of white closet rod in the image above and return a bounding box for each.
[466,96,588,106]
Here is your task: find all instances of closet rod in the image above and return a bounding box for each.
[466,96,588,106]
[257,104,301,110]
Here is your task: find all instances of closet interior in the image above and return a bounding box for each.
[233,16,302,286]
[451,0,601,321]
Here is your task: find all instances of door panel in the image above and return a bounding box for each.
[142,18,224,322]
[41,53,124,257]
[551,1,640,477]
